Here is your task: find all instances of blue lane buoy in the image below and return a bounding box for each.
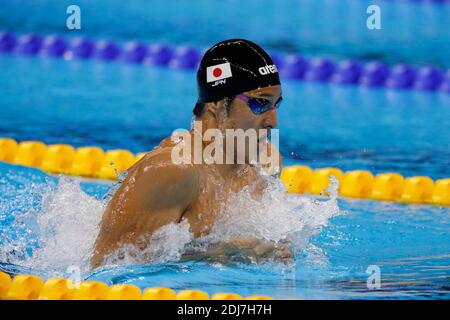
[122,42,148,63]
[0,32,17,52]
[304,57,336,82]
[69,37,95,58]
[279,55,309,79]
[15,34,43,55]
[386,64,417,89]
[94,40,122,61]
[359,61,390,87]
[331,60,362,84]
[144,43,173,66]
[41,35,68,57]
[168,46,201,69]
[414,67,444,91]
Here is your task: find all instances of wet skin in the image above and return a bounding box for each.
[90,85,290,268]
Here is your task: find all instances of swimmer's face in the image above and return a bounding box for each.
[220,85,282,164]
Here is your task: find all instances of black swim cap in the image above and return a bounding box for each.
[196,39,281,103]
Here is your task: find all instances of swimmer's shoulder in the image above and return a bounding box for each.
[133,136,189,164]
[133,137,198,174]
[126,138,203,208]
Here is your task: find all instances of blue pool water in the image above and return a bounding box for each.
[1,55,449,178]
[0,162,449,299]
[2,0,450,67]
[1,0,450,300]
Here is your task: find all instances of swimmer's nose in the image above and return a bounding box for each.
[262,109,277,129]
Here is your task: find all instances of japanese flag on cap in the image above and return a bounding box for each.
[206,62,232,83]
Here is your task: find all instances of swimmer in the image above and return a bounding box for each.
[91,39,290,268]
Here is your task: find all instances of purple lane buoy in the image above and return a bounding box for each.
[331,60,362,84]
[168,46,201,69]
[41,35,68,56]
[69,37,95,58]
[95,40,122,61]
[5,31,448,96]
[268,52,284,71]
[386,64,417,89]
[439,70,450,93]
[359,61,390,87]
[0,32,17,52]
[279,55,308,79]
[144,43,173,66]
[304,57,336,82]
[15,34,43,55]
[122,42,148,63]
[414,67,444,91]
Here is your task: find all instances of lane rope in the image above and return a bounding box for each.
[0,271,270,300]
[1,31,449,93]
[0,138,449,206]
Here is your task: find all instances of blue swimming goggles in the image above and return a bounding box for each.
[236,94,283,115]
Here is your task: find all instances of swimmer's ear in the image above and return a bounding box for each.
[202,100,231,125]
[202,101,221,119]
[198,102,220,131]
[201,99,230,130]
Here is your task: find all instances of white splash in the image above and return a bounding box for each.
[105,174,340,265]
[4,177,106,275]
[198,176,339,255]
[103,219,193,266]
[2,172,340,274]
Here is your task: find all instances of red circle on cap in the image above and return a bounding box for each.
[213,67,222,78]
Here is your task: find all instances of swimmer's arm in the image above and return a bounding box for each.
[213,238,291,260]
[250,141,283,198]
[181,237,292,264]
[261,140,283,177]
